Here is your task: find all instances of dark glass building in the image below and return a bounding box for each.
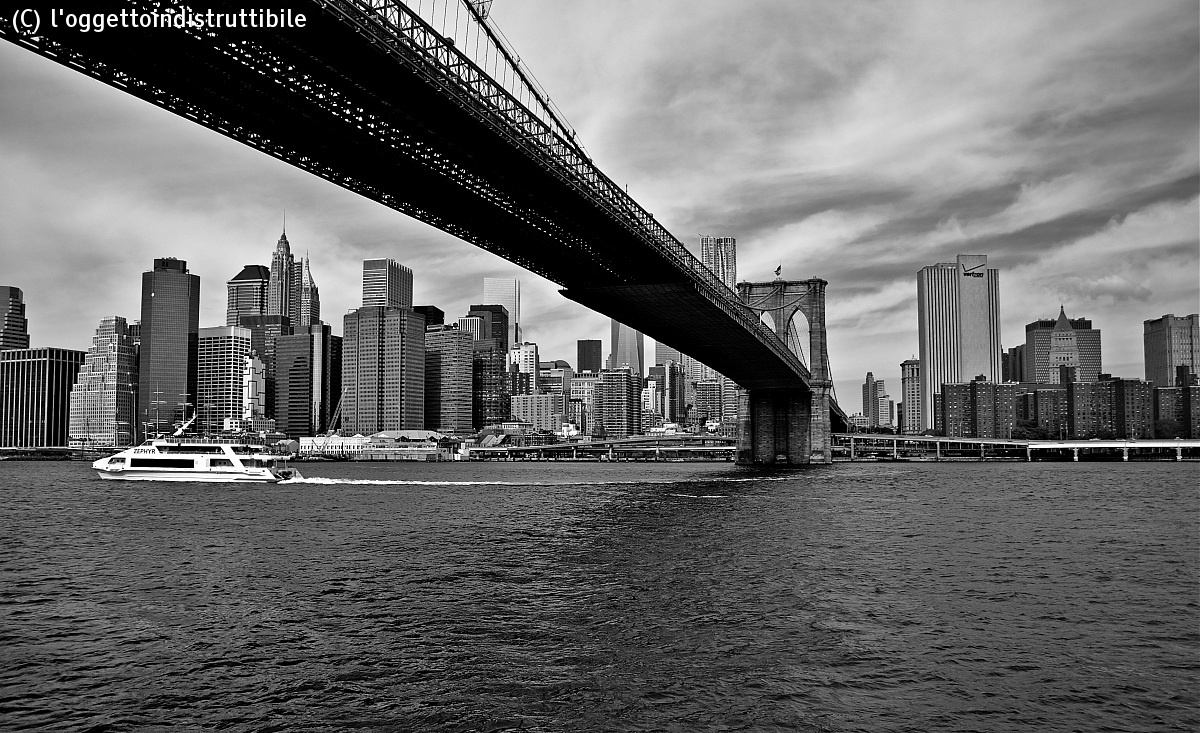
[137,258,200,439]
[577,339,601,373]
[275,323,342,438]
[0,347,85,447]
[1,286,30,351]
[226,264,270,326]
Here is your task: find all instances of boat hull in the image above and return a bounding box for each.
[94,469,282,482]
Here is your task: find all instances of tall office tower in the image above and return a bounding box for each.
[1007,345,1026,382]
[342,306,424,434]
[457,315,484,341]
[467,305,510,352]
[298,255,321,328]
[595,368,642,439]
[1144,313,1199,387]
[424,325,474,434]
[363,258,414,309]
[862,372,880,427]
[700,236,737,290]
[68,316,138,448]
[609,319,644,376]
[196,326,254,434]
[916,254,1001,431]
[275,323,342,438]
[1,286,30,350]
[577,339,602,373]
[472,337,510,429]
[268,231,300,327]
[654,342,682,367]
[137,258,200,440]
[861,372,893,428]
[226,265,270,326]
[721,375,739,422]
[483,277,521,345]
[237,314,290,418]
[509,342,539,394]
[900,359,921,434]
[648,362,685,422]
[0,347,84,447]
[1022,308,1102,383]
[413,305,444,327]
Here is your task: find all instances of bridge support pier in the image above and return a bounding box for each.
[736,386,831,465]
[736,278,832,465]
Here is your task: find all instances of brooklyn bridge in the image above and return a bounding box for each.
[1,0,848,463]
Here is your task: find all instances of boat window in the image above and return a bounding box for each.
[109,457,125,465]
[210,458,235,468]
[129,458,196,469]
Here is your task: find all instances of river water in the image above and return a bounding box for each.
[1,460,1196,731]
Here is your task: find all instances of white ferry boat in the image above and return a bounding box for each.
[92,437,302,483]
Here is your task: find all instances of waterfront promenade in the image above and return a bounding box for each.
[835,433,1200,461]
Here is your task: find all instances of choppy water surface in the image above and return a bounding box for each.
[1,460,1196,731]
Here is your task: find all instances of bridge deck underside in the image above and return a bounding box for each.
[3,1,817,394]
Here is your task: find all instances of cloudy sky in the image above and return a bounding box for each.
[1,1,1197,414]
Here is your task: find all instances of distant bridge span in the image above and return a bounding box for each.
[2,0,845,462]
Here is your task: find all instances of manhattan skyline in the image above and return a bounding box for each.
[1,1,1196,403]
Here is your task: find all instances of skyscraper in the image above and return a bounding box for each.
[467,305,510,352]
[138,258,200,439]
[863,372,891,428]
[226,264,270,327]
[268,231,300,325]
[342,306,425,433]
[609,319,644,377]
[916,254,1001,431]
[197,326,258,434]
[648,361,685,423]
[0,286,30,351]
[424,325,473,434]
[1144,313,1199,387]
[577,339,602,373]
[900,359,921,434]
[654,342,682,368]
[275,323,342,438]
[483,277,520,345]
[363,258,413,309]
[700,235,737,290]
[1,347,84,447]
[595,367,641,439]
[472,338,510,429]
[298,255,321,328]
[457,315,484,341]
[509,342,539,395]
[68,316,138,447]
[1023,308,1101,383]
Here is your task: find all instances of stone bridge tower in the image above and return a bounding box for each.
[735,278,831,464]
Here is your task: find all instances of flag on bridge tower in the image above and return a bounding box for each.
[774,264,782,277]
